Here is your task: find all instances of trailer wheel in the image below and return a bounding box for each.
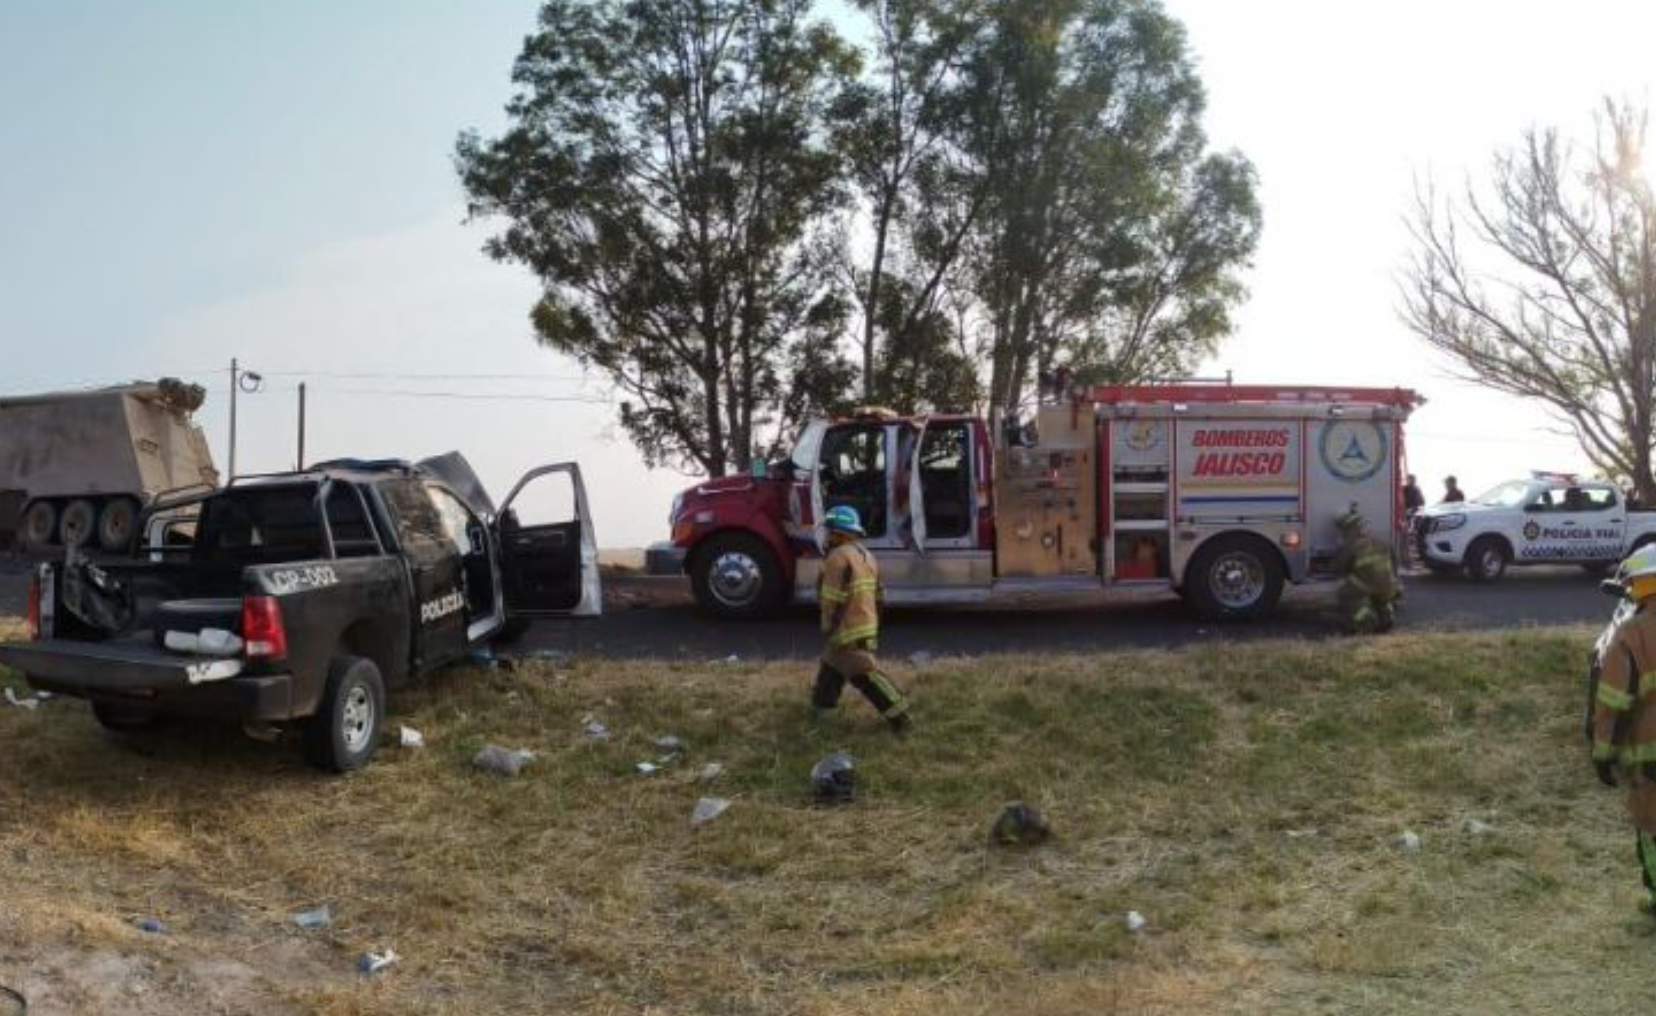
[20,500,58,551]
[1184,535,1285,622]
[1464,536,1509,583]
[690,533,784,619]
[97,498,140,552]
[303,655,385,773]
[59,499,98,550]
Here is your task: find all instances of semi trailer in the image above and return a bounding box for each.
[0,379,219,553]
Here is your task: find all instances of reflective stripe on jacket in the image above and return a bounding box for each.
[820,541,880,649]
[1593,604,1656,832]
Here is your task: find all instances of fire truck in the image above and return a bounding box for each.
[656,383,1421,621]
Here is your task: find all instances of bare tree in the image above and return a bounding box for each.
[1404,99,1656,502]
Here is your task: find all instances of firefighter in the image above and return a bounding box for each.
[1333,507,1400,633]
[812,505,912,734]
[1590,545,1656,912]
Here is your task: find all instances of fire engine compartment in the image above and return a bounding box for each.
[988,387,1417,594]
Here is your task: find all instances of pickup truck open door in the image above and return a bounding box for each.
[494,463,601,618]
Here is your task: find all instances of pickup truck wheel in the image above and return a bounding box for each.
[303,656,385,773]
[1464,537,1509,583]
[1184,535,1285,622]
[690,534,783,619]
[92,702,160,733]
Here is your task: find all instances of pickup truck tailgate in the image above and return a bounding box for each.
[0,639,244,689]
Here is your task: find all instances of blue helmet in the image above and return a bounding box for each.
[824,505,866,537]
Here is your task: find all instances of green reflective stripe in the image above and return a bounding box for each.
[1594,740,1620,761]
[832,623,879,647]
[820,588,849,604]
[846,579,879,591]
[1618,742,1656,765]
[1599,683,1634,711]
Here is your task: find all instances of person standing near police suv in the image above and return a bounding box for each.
[1590,545,1656,912]
[812,506,913,735]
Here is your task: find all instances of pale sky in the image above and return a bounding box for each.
[2,0,1652,546]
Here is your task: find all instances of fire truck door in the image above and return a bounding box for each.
[905,419,928,551]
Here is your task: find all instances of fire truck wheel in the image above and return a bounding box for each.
[1464,536,1509,583]
[691,533,783,619]
[1184,535,1285,622]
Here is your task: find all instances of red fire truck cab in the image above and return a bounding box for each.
[656,383,1421,621]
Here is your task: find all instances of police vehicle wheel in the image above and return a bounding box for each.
[1464,536,1508,583]
[690,533,783,619]
[303,655,385,773]
[1184,534,1285,622]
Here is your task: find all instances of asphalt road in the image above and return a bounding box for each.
[525,566,1615,661]
[0,561,1613,661]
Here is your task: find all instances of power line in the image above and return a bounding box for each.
[257,369,588,382]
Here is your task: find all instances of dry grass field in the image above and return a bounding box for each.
[0,618,1645,1015]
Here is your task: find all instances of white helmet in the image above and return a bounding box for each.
[1618,543,1656,583]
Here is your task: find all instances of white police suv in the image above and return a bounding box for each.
[1414,473,1656,581]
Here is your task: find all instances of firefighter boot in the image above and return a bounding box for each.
[849,669,912,736]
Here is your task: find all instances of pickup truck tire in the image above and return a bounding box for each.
[690,533,784,619]
[92,702,160,733]
[1464,536,1509,583]
[1184,534,1285,622]
[303,656,385,773]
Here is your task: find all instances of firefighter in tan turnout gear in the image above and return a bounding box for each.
[1590,544,1656,910]
[812,506,912,734]
[1333,506,1401,633]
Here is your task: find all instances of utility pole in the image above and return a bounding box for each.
[297,382,307,470]
[229,357,239,481]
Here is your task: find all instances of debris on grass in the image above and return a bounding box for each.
[1125,910,1148,933]
[1285,828,1319,840]
[133,917,168,935]
[810,752,856,805]
[690,797,731,828]
[1398,830,1423,853]
[357,949,398,976]
[398,726,425,749]
[653,734,686,753]
[1463,818,1496,836]
[293,905,332,931]
[583,717,611,742]
[473,745,536,777]
[635,761,662,775]
[3,688,45,710]
[990,802,1053,847]
[696,762,726,784]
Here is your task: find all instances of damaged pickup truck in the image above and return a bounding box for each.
[0,454,599,771]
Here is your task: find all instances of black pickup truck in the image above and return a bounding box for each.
[0,454,599,771]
